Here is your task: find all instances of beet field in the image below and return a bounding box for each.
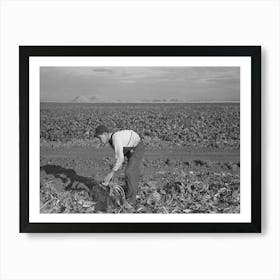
[40,102,240,214]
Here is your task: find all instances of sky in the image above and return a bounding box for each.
[40,66,240,102]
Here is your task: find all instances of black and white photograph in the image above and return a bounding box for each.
[20,46,261,232]
[40,66,241,214]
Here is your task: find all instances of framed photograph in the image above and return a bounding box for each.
[20,46,261,233]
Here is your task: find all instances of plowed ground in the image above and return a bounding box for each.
[40,146,240,214]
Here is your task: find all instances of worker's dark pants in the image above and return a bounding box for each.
[124,142,145,205]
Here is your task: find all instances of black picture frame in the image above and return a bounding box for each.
[20,46,261,233]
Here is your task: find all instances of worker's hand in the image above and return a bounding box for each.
[103,171,115,186]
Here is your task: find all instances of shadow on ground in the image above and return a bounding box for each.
[40,164,109,211]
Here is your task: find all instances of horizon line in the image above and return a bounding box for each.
[40,100,240,104]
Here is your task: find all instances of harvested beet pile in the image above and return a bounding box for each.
[40,159,240,214]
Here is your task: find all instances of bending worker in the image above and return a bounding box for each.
[94,125,145,207]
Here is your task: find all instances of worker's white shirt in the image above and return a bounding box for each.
[110,130,141,171]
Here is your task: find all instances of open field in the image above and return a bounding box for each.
[40,103,240,214]
[41,102,240,150]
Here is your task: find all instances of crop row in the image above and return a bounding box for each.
[40,103,240,149]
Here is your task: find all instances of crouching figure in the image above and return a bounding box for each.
[94,125,145,208]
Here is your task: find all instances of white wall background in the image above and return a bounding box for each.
[0,0,279,279]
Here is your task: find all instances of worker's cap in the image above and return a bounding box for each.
[94,125,109,137]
